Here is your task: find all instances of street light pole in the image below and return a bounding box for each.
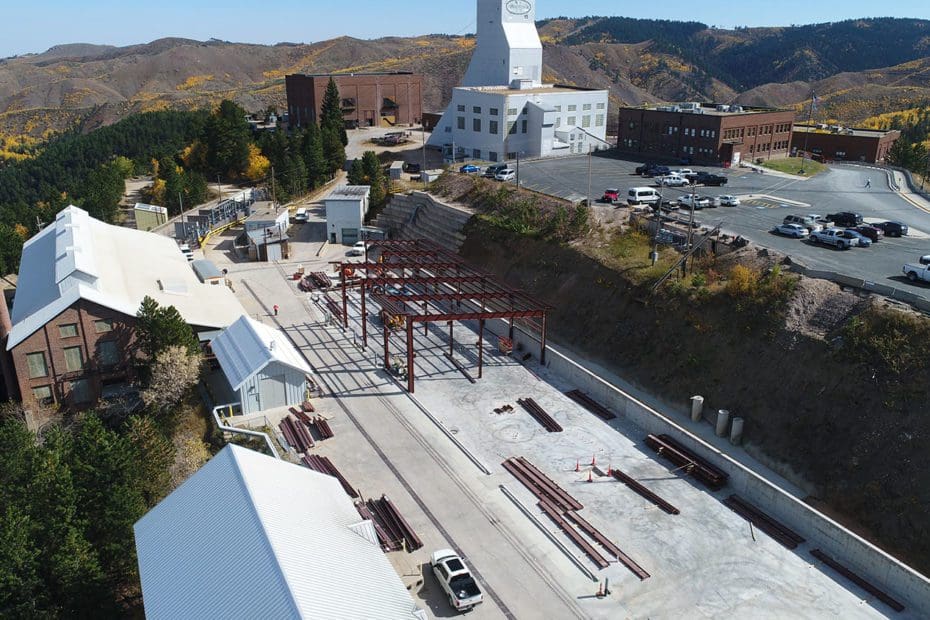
[586,144,593,208]
[684,181,697,276]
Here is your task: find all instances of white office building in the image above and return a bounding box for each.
[429,0,610,161]
[324,185,371,245]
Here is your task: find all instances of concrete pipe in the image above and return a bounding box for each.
[730,417,745,446]
[690,396,705,422]
[715,409,731,438]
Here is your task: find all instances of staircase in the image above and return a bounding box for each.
[374,191,475,251]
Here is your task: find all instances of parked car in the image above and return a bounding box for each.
[600,188,620,203]
[854,224,883,242]
[655,174,688,187]
[827,212,864,227]
[635,163,656,175]
[459,164,480,174]
[402,162,421,174]
[810,228,853,249]
[718,195,740,207]
[693,172,728,186]
[840,229,872,247]
[430,549,484,612]
[875,221,909,237]
[773,223,810,238]
[628,187,661,206]
[495,168,517,181]
[346,241,367,257]
[903,262,930,283]
[673,168,696,177]
[484,163,508,178]
[920,255,930,265]
[294,207,308,223]
[678,195,712,210]
[783,214,824,232]
[640,165,670,177]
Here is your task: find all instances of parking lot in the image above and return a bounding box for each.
[517,156,930,299]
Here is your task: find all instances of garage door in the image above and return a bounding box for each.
[261,375,287,410]
[266,243,283,262]
[341,228,359,245]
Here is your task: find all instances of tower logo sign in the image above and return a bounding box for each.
[505,0,532,15]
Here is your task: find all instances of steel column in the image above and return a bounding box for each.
[449,321,454,357]
[361,281,367,349]
[406,317,415,393]
[540,313,548,365]
[478,319,485,379]
[341,268,348,329]
[383,323,390,369]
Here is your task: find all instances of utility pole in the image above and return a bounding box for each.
[271,165,277,208]
[516,151,521,188]
[651,184,663,266]
[216,175,223,202]
[420,118,427,175]
[684,181,697,276]
[178,192,185,241]
[586,144,593,208]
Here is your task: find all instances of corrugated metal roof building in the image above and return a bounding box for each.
[134,445,426,620]
[211,316,312,415]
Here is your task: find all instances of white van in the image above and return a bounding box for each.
[628,187,661,206]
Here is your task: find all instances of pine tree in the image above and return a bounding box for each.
[320,78,348,146]
[135,296,200,359]
[347,159,365,185]
[300,124,326,188]
[322,125,346,177]
[361,151,388,207]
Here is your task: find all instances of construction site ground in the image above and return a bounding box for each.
[201,226,904,618]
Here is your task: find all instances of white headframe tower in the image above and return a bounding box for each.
[462,0,543,87]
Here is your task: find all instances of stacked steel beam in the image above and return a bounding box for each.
[502,457,581,512]
[363,495,423,553]
[723,495,805,550]
[611,469,680,515]
[645,434,728,489]
[810,550,905,613]
[356,502,398,551]
[279,415,314,454]
[314,417,335,439]
[517,398,563,433]
[301,455,358,498]
[565,390,617,421]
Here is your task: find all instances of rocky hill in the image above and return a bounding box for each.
[3,17,930,140]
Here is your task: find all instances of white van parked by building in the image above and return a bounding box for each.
[628,187,661,206]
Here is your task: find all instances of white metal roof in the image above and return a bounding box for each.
[211,316,313,391]
[327,185,371,200]
[8,206,245,350]
[134,445,424,620]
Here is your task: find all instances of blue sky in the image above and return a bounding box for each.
[2,0,930,58]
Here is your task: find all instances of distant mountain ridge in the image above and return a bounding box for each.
[2,17,930,141]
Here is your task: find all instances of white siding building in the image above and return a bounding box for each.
[429,0,610,161]
[211,316,312,416]
[134,445,426,620]
[324,185,371,245]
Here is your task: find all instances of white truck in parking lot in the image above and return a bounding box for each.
[810,228,853,249]
[430,549,484,612]
[903,262,930,283]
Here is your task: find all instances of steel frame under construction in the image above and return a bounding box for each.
[334,239,551,393]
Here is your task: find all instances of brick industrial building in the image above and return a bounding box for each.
[617,103,796,166]
[1,206,244,418]
[792,124,901,164]
[285,73,423,129]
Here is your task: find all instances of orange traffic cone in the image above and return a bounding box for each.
[575,459,580,472]
[587,470,594,483]
[591,454,597,467]
[607,463,613,476]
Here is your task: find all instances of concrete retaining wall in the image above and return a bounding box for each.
[483,317,930,614]
[788,262,930,314]
[375,191,474,250]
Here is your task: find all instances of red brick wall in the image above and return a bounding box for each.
[10,300,136,412]
[286,74,424,129]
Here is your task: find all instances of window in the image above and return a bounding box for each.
[508,121,516,135]
[69,379,92,404]
[507,108,518,116]
[489,120,499,135]
[554,106,562,112]
[473,118,482,132]
[445,126,452,133]
[94,319,113,333]
[567,105,577,112]
[63,346,83,373]
[489,152,498,162]
[567,116,576,126]
[33,385,53,406]
[582,116,591,128]
[595,114,605,127]
[472,106,481,114]
[457,105,465,112]
[59,324,78,339]
[472,149,481,159]
[457,116,465,130]
[521,119,527,133]
[97,340,120,367]
[597,102,606,110]
[26,352,48,379]
[583,104,592,111]
[490,108,499,116]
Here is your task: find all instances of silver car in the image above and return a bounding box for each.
[773,223,809,238]
[718,195,740,207]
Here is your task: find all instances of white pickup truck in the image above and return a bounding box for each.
[430,549,484,612]
[809,228,852,250]
[903,262,930,283]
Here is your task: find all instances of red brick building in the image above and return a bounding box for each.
[617,103,796,166]
[792,124,901,164]
[1,206,245,419]
[286,73,424,129]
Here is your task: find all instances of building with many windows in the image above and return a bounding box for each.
[286,72,423,129]
[617,102,796,166]
[428,0,610,161]
[792,124,901,164]
[0,206,245,418]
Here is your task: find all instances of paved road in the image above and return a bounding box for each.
[517,156,930,299]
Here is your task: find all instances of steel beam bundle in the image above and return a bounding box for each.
[723,495,804,550]
[565,390,617,421]
[279,415,314,454]
[645,434,729,490]
[537,500,609,569]
[502,457,582,512]
[301,455,359,498]
[314,417,335,440]
[611,469,680,515]
[563,508,651,580]
[336,239,552,393]
[517,398,563,433]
